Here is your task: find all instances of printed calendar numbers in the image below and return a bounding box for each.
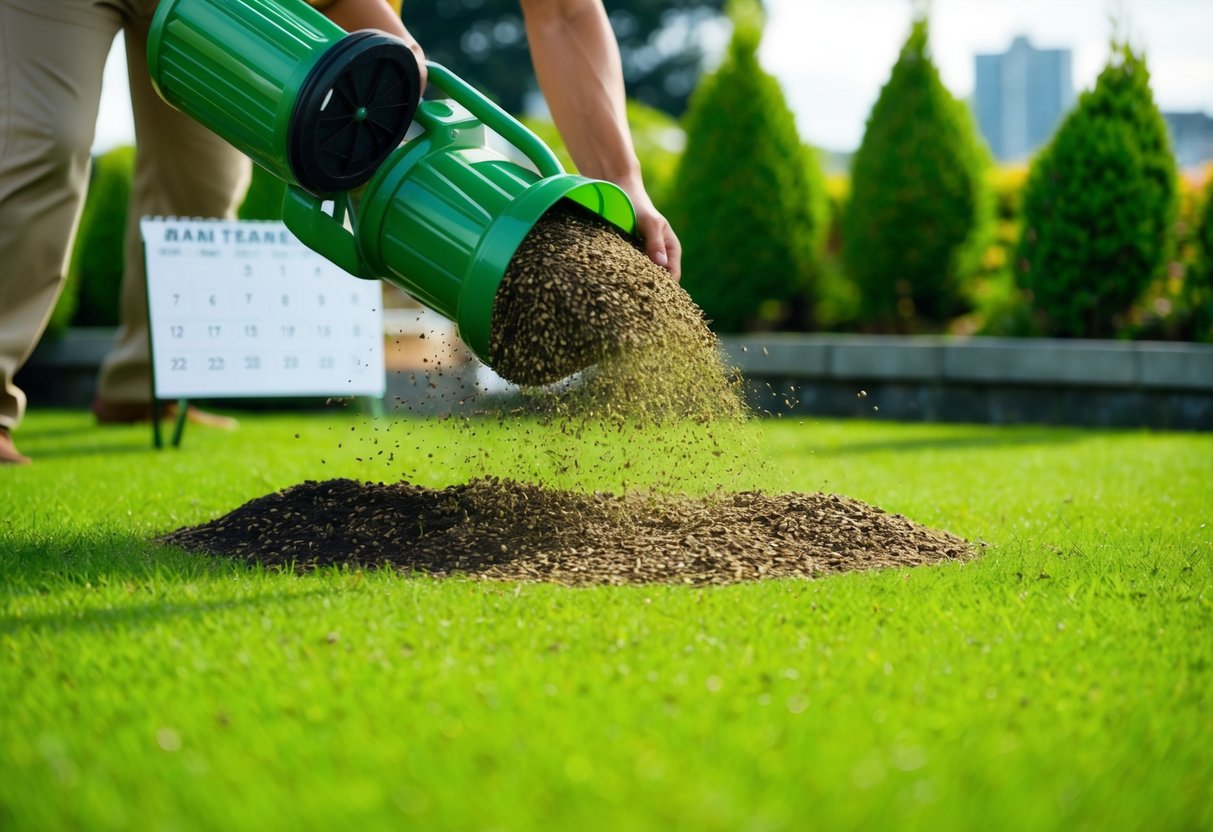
[143,218,385,399]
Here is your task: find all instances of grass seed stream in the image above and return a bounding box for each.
[166,201,972,581]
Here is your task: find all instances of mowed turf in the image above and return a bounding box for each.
[1,410,1210,831]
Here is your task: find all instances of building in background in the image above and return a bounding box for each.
[1162,111,1213,171]
[975,36,1074,163]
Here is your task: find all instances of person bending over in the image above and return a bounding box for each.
[0,0,676,465]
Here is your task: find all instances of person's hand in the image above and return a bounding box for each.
[615,174,682,281]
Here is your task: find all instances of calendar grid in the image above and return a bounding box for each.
[143,218,386,399]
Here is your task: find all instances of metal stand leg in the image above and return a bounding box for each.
[361,395,385,418]
[171,398,190,448]
[152,400,164,449]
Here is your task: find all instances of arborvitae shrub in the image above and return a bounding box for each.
[48,145,136,332]
[238,164,287,221]
[1015,42,1178,338]
[842,19,991,330]
[668,7,826,332]
[1189,176,1213,341]
[800,143,832,268]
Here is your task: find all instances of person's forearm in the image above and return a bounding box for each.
[520,0,681,277]
[319,0,406,37]
[318,0,427,87]
[520,0,642,187]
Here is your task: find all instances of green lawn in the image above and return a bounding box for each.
[2,410,1210,831]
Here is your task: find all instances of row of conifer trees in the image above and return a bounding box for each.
[671,4,1210,341]
[49,4,1213,343]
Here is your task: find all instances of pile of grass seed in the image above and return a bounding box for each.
[162,478,974,586]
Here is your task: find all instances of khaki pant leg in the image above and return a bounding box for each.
[0,0,120,429]
[95,9,251,404]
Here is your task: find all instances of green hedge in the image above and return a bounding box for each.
[841,18,992,330]
[668,2,827,332]
[46,146,135,337]
[1015,42,1178,338]
[1188,177,1213,341]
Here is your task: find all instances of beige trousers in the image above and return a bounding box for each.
[0,0,251,429]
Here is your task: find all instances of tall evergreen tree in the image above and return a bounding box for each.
[841,18,991,329]
[1015,42,1178,338]
[668,1,827,332]
[1188,176,1213,341]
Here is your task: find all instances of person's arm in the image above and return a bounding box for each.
[518,0,682,279]
[313,0,427,89]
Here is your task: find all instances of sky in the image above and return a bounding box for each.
[759,0,1213,151]
[92,0,1213,155]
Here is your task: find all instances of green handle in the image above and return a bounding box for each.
[282,188,376,279]
[423,62,564,178]
[283,63,567,280]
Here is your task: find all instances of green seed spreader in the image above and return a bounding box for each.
[148,0,637,365]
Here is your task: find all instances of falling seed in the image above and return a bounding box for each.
[156,201,973,589]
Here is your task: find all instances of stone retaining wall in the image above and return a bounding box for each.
[722,335,1213,430]
[18,329,1213,430]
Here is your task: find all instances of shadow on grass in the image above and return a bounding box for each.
[9,422,97,441]
[0,531,256,594]
[0,581,334,636]
[23,442,156,460]
[0,531,369,635]
[11,408,194,460]
[12,418,158,459]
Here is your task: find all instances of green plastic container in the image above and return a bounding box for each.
[283,63,636,364]
[148,0,419,194]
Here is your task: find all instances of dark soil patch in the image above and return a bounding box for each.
[162,478,975,586]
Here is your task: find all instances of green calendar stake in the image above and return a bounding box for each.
[170,399,190,448]
[152,400,162,450]
[148,396,190,450]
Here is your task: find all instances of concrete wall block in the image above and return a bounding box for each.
[721,335,831,376]
[1136,343,1213,390]
[944,337,1137,385]
[829,337,946,381]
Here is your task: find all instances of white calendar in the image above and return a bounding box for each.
[143,218,385,399]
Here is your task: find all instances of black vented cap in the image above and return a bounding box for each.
[289,31,421,195]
